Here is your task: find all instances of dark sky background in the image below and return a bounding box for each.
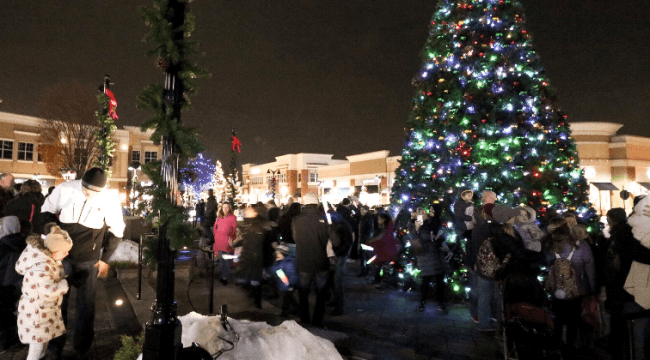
[1,0,648,166]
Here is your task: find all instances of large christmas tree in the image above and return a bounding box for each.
[390,0,597,298]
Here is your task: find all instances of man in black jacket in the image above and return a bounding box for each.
[292,192,331,327]
[328,206,354,316]
[357,205,375,276]
[40,167,125,360]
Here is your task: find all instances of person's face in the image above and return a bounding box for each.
[222,203,231,214]
[0,175,15,189]
[378,216,386,226]
[462,193,473,202]
[51,249,69,261]
[360,207,368,216]
[82,186,102,200]
[516,210,527,223]
[244,206,258,218]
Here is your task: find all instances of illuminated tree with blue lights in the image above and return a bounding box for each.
[181,153,216,203]
[390,0,597,299]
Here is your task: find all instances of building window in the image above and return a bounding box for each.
[17,142,34,161]
[0,141,13,160]
[251,176,263,185]
[309,170,318,183]
[277,173,287,183]
[144,151,157,163]
[131,151,141,162]
[298,174,302,183]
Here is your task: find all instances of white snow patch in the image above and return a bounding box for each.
[107,239,140,263]
[137,312,343,360]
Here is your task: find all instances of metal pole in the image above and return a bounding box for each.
[142,1,185,359]
[137,233,143,301]
[209,251,214,314]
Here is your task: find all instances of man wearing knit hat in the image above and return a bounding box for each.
[40,167,125,360]
[292,192,331,327]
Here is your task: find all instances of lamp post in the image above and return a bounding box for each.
[267,169,279,199]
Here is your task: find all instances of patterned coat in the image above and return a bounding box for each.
[15,237,68,344]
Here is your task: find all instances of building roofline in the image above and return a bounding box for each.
[570,122,623,136]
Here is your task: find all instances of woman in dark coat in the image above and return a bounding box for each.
[234,204,273,309]
[4,179,44,234]
[415,204,450,312]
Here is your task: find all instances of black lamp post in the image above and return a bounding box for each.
[267,169,279,199]
[142,1,185,359]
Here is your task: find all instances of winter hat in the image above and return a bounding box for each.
[546,217,567,234]
[81,167,107,192]
[460,189,474,199]
[0,216,20,239]
[492,205,520,224]
[515,206,536,224]
[302,192,319,205]
[44,225,73,253]
[570,224,589,241]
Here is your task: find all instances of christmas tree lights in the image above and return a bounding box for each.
[390,0,598,300]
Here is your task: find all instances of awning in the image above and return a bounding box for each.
[639,182,650,190]
[591,182,619,191]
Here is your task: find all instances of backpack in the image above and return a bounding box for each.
[545,248,581,300]
[477,236,511,279]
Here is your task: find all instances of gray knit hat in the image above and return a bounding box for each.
[44,225,73,253]
[492,205,521,224]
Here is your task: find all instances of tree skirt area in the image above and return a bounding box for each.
[137,312,343,360]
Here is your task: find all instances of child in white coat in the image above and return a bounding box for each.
[15,226,72,360]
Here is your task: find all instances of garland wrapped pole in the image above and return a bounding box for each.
[94,75,117,178]
[137,0,208,358]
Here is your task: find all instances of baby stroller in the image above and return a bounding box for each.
[501,272,563,360]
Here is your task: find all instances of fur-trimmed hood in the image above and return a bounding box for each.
[15,235,54,275]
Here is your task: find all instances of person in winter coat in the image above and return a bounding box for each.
[0,216,29,350]
[15,226,72,360]
[416,204,451,312]
[367,213,401,285]
[453,189,474,240]
[233,204,273,309]
[39,167,125,360]
[544,217,596,355]
[603,207,650,360]
[278,202,301,244]
[291,193,330,327]
[356,205,375,277]
[202,190,218,243]
[327,206,354,316]
[4,180,45,234]
[213,202,238,285]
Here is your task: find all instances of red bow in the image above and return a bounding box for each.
[105,89,118,120]
[231,135,241,153]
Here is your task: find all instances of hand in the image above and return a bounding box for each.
[95,260,110,279]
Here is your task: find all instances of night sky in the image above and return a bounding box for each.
[1,0,648,166]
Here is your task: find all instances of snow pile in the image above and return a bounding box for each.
[625,195,650,309]
[107,239,140,263]
[173,312,343,360]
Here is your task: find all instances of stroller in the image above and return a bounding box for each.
[501,272,563,360]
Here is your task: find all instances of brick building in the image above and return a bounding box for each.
[0,111,161,206]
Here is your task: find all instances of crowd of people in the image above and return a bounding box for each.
[458,189,650,359]
[2,167,649,360]
[198,188,650,359]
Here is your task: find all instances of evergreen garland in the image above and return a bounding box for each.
[137,0,208,250]
[94,93,117,178]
